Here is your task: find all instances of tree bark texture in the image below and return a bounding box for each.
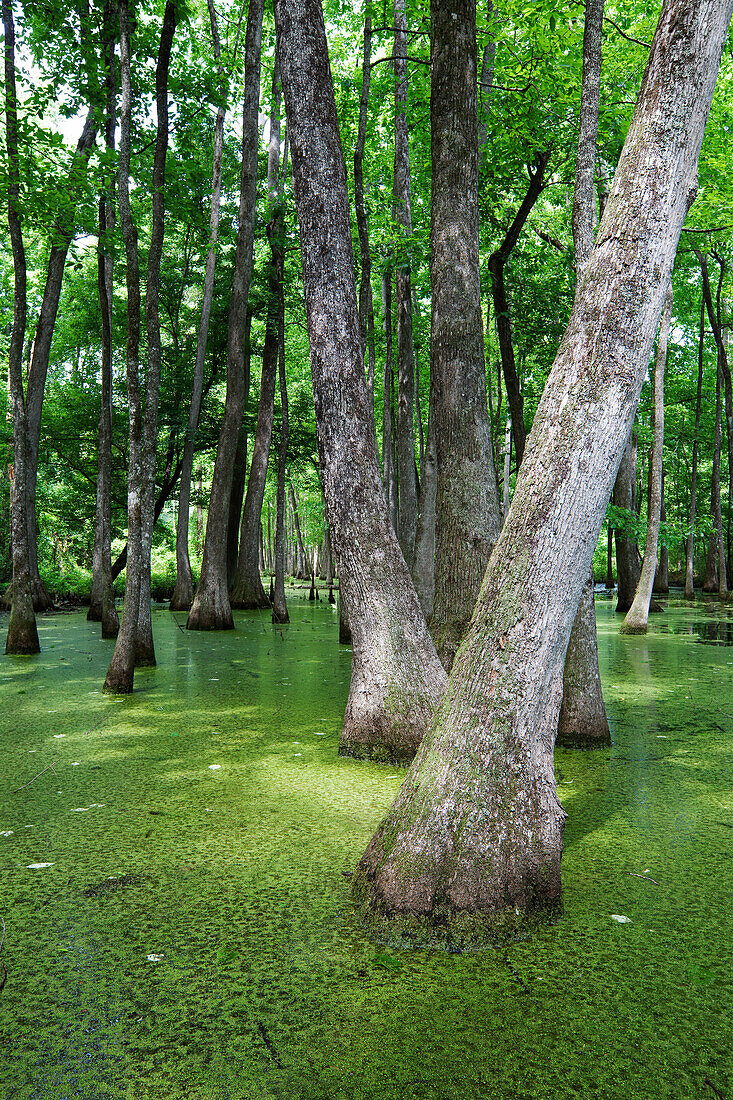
[275,0,447,765]
[170,0,227,612]
[272,282,289,625]
[558,0,609,747]
[354,0,730,937]
[428,0,501,673]
[104,0,144,693]
[685,296,706,598]
[393,0,419,568]
[187,0,264,630]
[354,2,376,415]
[613,430,641,611]
[3,0,39,655]
[381,274,399,533]
[231,63,284,610]
[711,359,728,597]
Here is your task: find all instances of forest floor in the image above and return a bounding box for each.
[0,594,732,1099]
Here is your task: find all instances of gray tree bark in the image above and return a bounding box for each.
[187,0,264,630]
[613,429,641,611]
[272,275,289,625]
[354,0,730,937]
[354,1,376,415]
[428,0,501,673]
[274,0,447,764]
[381,274,399,533]
[3,0,39,655]
[685,296,705,598]
[170,0,227,612]
[621,285,673,633]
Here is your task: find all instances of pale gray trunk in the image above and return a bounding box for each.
[381,274,398,532]
[428,0,501,673]
[613,429,641,611]
[187,0,263,630]
[685,296,705,598]
[502,415,512,519]
[275,0,447,764]
[393,0,418,567]
[354,2,376,415]
[272,290,289,624]
[170,0,226,612]
[355,0,729,936]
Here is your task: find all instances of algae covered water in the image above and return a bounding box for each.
[1,595,732,1099]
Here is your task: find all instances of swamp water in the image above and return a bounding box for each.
[0,595,732,1099]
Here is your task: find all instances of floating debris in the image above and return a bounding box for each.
[146,953,165,963]
[610,914,632,924]
[208,764,222,771]
[0,831,14,838]
[27,863,53,870]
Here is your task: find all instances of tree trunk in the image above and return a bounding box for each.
[392,0,419,568]
[613,429,641,611]
[653,469,669,592]
[488,152,551,466]
[606,525,614,588]
[354,1,376,418]
[685,295,705,598]
[187,0,264,630]
[381,274,399,533]
[103,0,144,693]
[136,1,177,668]
[231,62,284,610]
[227,418,249,589]
[275,0,447,764]
[3,0,39,655]
[354,0,729,937]
[711,359,728,597]
[428,0,501,672]
[558,0,610,747]
[272,274,289,625]
[89,0,119,640]
[621,285,673,632]
[170,0,227,612]
[412,396,436,619]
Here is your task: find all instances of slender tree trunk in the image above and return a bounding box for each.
[428,0,501,672]
[685,296,705,598]
[393,0,418,567]
[621,285,673,632]
[412,395,436,618]
[653,469,669,592]
[3,0,39,654]
[227,416,249,588]
[136,1,177,667]
[488,152,550,466]
[187,0,264,630]
[272,274,289,624]
[614,430,642,610]
[231,62,284,610]
[104,0,144,692]
[355,0,729,936]
[712,359,728,597]
[381,274,398,533]
[89,0,119,640]
[606,526,614,587]
[558,0,610,747]
[170,0,227,612]
[354,1,376,417]
[275,0,447,764]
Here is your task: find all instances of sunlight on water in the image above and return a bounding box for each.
[0,594,732,1098]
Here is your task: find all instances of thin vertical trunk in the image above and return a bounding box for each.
[354,1,376,417]
[104,0,143,693]
[393,0,418,567]
[613,429,641,610]
[3,0,39,654]
[89,0,119,640]
[653,469,669,592]
[275,0,447,763]
[227,419,249,588]
[621,285,673,633]
[685,296,705,598]
[488,152,551,466]
[381,274,398,532]
[187,0,264,630]
[355,0,730,937]
[272,280,289,624]
[231,60,284,609]
[136,1,177,668]
[428,0,501,672]
[712,359,728,597]
[558,0,610,747]
[170,0,227,612]
[606,525,614,588]
[411,393,436,618]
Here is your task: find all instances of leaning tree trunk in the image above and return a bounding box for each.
[428,0,501,673]
[187,0,263,631]
[685,296,705,598]
[354,0,730,938]
[392,0,419,568]
[613,429,641,611]
[558,0,610,748]
[621,285,673,633]
[170,0,227,613]
[3,0,39,655]
[103,0,144,693]
[274,0,447,765]
[231,62,284,610]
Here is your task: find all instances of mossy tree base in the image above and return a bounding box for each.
[5,601,40,655]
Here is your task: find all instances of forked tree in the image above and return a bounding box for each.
[353,0,731,938]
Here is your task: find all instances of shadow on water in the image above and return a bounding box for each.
[1,594,732,1099]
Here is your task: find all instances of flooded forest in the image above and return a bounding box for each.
[2,0,733,1096]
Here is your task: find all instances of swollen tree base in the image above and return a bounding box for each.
[5,584,40,655]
